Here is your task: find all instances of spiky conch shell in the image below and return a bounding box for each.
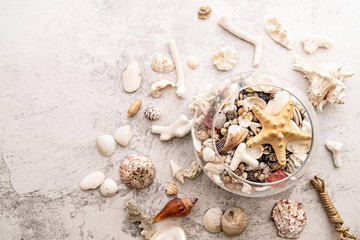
[153,197,198,222]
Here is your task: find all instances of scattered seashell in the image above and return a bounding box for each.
[265,17,294,50]
[126,199,155,240]
[287,153,307,173]
[293,56,355,111]
[144,106,161,120]
[247,101,312,165]
[325,141,343,168]
[96,134,116,157]
[169,39,186,98]
[187,56,200,69]
[99,178,118,197]
[204,162,224,175]
[150,78,176,98]
[198,4,212,19]
[216,125,248,153]
[302,35,333,54]
[241,96,267,112]
[218,16,262,67]
[114,125,132,147]
[152,115,192,141]
[80,171,105,190]
[214,112,226,129]
[202,147,216,162]
[150,226,186,240]
[151,54,175,73]
[123,61,142,93]
[153,197,198,222]
[222,206,248,236]
[128,99,142,117]
[203,208,223,233]
[230,143,259,171]
[166,182,178,196]
[271,199,306,239]
[119,154,156,189]
[212,47,239,71]
[265,90,291,116]
[170,160,185,183]
[245,144,263,159]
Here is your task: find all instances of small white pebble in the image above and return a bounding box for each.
[187,56,200,69]
[80,171,105,190]
[99,178,119,197]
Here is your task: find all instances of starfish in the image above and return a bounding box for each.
[246,101,312,165]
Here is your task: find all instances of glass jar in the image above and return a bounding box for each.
[191,72,319,197]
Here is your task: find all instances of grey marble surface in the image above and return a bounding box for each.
[0,0,359,239]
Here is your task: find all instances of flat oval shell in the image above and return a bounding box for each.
[96,134,116,157]
[99,178,119,197]
[123,61,141,93]
[80,171,105,190]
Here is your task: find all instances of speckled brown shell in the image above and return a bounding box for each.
[144,106,161,120]
[119,154,156,189]
[271,199,306,239]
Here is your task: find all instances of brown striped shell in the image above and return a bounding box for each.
[119,154,156,189]
[153,197,198,222]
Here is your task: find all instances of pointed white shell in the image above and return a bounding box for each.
[265,90,291,116]
[150,78,176,98]
[96,134,116,157]
[202,147,215,162]
[203,208,223,233]
[123,61,141,93]
[187,56,200,69]
[80,171,105,190]
[169,160,184,183]
[114,125,132,147]
[204,162,224,175]
[265,17,294,49]
[99,178,119,197]
[212,47,238,71]
[151,54,175,73]
[150,226,187,240]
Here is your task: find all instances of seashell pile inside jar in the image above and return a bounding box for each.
[193,84,313,194]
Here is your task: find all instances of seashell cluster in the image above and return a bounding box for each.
[119,154,156,189]
[212,47,239,71]
[293,56,355,111]
[265,17,294,50]
[151,54,175,73]
[198,4,212,19]
[144,106,161,120]
[153,197,198,222]
[126,199,155,240]
[150,78,175,98]
[96,134,116,157]
[123,61,142,93]
[271,199,306,239]
[150,226,187,240]
[302,35,333,54]
[128,99,142,117]
[166,182,178,196]
[152,115,192,141]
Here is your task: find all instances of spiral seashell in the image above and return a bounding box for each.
[153,197,198,222]
[144,106,161,120]
[119,154,156,189]
[221,206,248,236]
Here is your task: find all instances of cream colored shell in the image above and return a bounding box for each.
[123,61,142,93]
[265,17,294,50]
[187,56,200,69]
[222,206,248,236]
[150,226,187,240]
[151,54,175,73]
[150,78,175,98]
[203,208,223,233]
[212,47,239,71]
[96,134,116,157]
[80,171,105,190]
[114,125,132,147]
[302,35,333,54]
[166,182,178,195]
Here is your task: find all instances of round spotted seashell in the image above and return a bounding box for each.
[119,154,156,189]
[144,106,161,120]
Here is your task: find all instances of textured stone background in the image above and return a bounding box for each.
[0,0,359,239]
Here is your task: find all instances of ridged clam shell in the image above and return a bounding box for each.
[216,125,248,153]
[151,54,175,73]
[119,154,156,189]
[203,208,223,233]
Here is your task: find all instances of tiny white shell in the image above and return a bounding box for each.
[203,208,223,233]
[150,78,175,98]
[202,147,215,162]
[114,125,132,147]
[212,47,238,71]
[99,178,119,197]
[204,162,224,175]
[151,54,175,73]
[96,134,116,157]
[123,61,142,93]
[80,171,105,190]
[150,226,187,240]
[187,56,200,69]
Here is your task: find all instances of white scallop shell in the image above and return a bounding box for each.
[99,178,119,197]
[203,208,223,233]
[212,47,238,71]
[114,125,132,147]
[123,61,141,93]
[151,54,175,73]
[187,56,200,69]
[80,171,105,190]
[150,226,187,240]
[96,134,116,157]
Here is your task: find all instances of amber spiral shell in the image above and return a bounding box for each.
[153,197,198,222]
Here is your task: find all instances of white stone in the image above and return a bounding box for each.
[80,171,105,190]
[99,178,119,197]
[96,134,116,157]
[114,125,132,147]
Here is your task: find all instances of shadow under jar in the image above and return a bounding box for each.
[191,72,319,197]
